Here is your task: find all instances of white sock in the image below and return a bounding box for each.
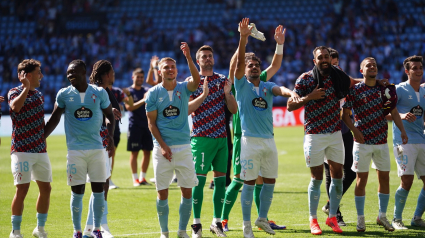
[132,173,138,180]
[309,215,317,221]
[101,223,110,231]
[379,212,386,219]
[94,226,101,231]
[84,225,93,232]
[139,172,146,181]
[193,218,201,224]
[13,230,21,235]
[38,226,45,232]
[414,215,422,220]
[213,218,221,224]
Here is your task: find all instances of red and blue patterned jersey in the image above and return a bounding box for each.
[294,70,341,134]
[190,73,228,138]
[343,82,387,145]
[8,86,46,154]
[111,87,125,103]
[100,125,109,149]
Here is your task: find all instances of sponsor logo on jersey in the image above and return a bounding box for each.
[74,106,93,121]
[252,97,267,111]
[163,105,180,119]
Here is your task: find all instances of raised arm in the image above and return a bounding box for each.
[147,110,172,161]
[265,25,285,80]
[188,77,209,115]
[146,56,163,86]
[235,18,252,80]
[272,86,300,102]
[125,92,146,111]
[181,42,201,92]
[10,71,31,112]
[122,87,134,107]
[287,84,325,111]
[44,103,65,138]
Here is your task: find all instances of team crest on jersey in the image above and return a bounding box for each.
[91,94,97,103]
[263,88,267,96]
[176,91,181,100]
[74,106,93,121]
[163,105,180,119]
[252,97,267,111]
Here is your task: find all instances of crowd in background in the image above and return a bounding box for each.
[1,0,425,113]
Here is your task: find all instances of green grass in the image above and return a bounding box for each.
[1,125,425,237]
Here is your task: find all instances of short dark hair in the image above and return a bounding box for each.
[328,47,339,59]
[90,60,113,85]
[403,55,423,70]
[17,59,41,74]
[312,46,330,58]
[132,68,144,76]
[245,53,262,65]
[69,59,86,72]
[360,57,376,69]
[196,45,214,60]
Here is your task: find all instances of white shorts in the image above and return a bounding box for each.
[11,152,52,185]
[393,144,425,178]
[67,149,106,186]
[304,131,344,167]
[240,136,278,181]
[86,149,111,183]
[352,142,390,172]
[153,144,198,191]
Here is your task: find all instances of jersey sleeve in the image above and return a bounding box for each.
[56,89,65,108]
[342,88,355,109]
[293,73,311,97]
[7,88,19,107]
[145,88,157,112]
[100,88,111,109]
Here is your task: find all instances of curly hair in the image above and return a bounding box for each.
[90,60,113,85]
[245,52,262,65]
[17,59,41,74]
[403,55,423,70]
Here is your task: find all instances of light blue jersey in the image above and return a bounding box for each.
[393,82,425,145]
[234,76,278,139]
[145,81,192,146]
[56,84,110,150]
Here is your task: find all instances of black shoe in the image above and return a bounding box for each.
[191,223,202,237]
[209,180,214,189]
[336,212,346,226]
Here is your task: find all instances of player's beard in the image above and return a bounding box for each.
[201,63,213,71]
[318,64,331,76]
[247,74,260,81]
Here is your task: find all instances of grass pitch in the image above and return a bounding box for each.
[1,125,425,237]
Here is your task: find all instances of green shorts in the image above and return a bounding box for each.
[191,137,228,174]
[232,134,242,175]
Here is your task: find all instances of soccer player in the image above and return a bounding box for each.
[145,42,200,238]
[235,18,300,238]
[109,86,133,189]
[126,67,154,186]
[221,24,288,232]
[321,48,357,226]
[342,57,408,232]
[287,46,352,235]
[390,55,425,229]
[82,60,122,238]
[45,59,115,238]
[188,43,238,238]
[8,59,51,238]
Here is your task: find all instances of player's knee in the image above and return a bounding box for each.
[91,182,104,193]
[401,175,414,191]
[16,184,30,196]
[71,184,86,194]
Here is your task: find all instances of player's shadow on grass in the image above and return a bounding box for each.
[340,230,425,237]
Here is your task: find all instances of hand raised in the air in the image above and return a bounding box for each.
[239,18,252,38]
[19,70,30,88]
[274,25,286,45]
[180,42,191,59]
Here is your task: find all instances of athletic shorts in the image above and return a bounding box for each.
[393,144,425,178]
[113,131,121,147]
[191,137,228,174]
[304,131,344,167]
[86,149,111,183]
[67,149,106,186]
[11,152,52,185]
[240,136,278,181]
[352,142,390,172]
[153,144,198,191]
[232,134,242,175]
[127,126,153,151]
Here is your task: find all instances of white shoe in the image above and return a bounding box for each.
[32,227,48,238]
[108,179,118,189]
[243,222,255,238]
[191,223,202,238]
[356,216,366,232]
[101,229,114,238]
[238,23,266,41]
[82,230,94,238]
[9,231,23,238]
[392,218,408,230]
[160,232,169,238]
[255,217,275,235]
[177,230,190,238]
[150,178,156,183]
[377,216,395,231]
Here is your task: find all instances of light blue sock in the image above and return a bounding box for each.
[355,196,365,216]
[378,193,390,215]
[71,192,84,231]
[92,192,105,228]
[241,184,255,221]
[11,215,22,231]
[394,186,409,220]
[36,213,48,227]
[259,183,275,219]
[179,197,192,231]
[85,193,94,226]
[308,179,322,218]
[102,200,108,225]
[157,198,169,232]
[329,178,343,217]
[414,189,425,217]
